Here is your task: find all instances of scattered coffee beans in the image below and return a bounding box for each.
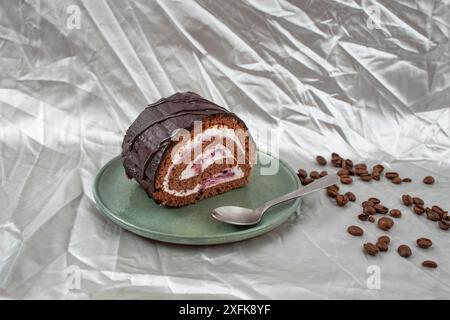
[345,192,356,202]
[389,209,402,218]
[374,204,389,214]
[347,225,364,237]
[439,220,450,230]
[310,171,320,179]
[376,241,389,252]
[371,173,381,181]
[363,206,377,215]
[336,194,349,206]
[423,176,435,185]
[355,169,369,176]
[378,217,394,231]
[402,194,413,206]
[385,172,399,180]
[372,164,384,173]
[397,245,412,258]
[337,169,349,176]
[358,213,369,221]
[301,177,314,185]
[363,243,379,256]
[316,155,327,166]
[298,169,307,179]
[431,205,444,216]
[426,210,440,221]
[422,260,438,268]
[327,188,339,198]
[416,238,432,249]
[362,201,375,207]
[378,235,390,244]
[413,205,425,215]
[340,176,353,184]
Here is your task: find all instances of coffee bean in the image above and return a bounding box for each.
[363,206,377,215]
[301,177,314,185]
[331,158,342,167]
[378,235,390,244]
[358,213,369,221]
[374,204,389,214]
[336,194,349,206]
[397,245,412,258]
[355,169,369,176]
[431,205,445,216]
[310,171,320,179]
[376,241,389,252]
[331,152,340,160]
[402,194,413,206]
[320,170,328,177]
[362,201,375,207]
[360,174,372,182]
[402,178,412,183]
[413,197,424,206]
[378,217,394,231]
[389,209,402,218]
[345,159,353,168]
[340,176,353,184]
[385,172,399,179]
[337,169,349,176]
[416,237,432,249]
[392,177,402,184]
[439,220,450,230]
[328,184,339,192]
[363,243,379,256]
[316,155,327,166]
[345,192,356,202]
[368,197,381,204]
[423,176,435,185]
[371,173,381,181]
[355,163,367,170]
[413,205,425,215]
[368,216,375,223]
[347,225,364,236]
[327,188,339,198]
[426,210,440,221]
[298,169,308,179]
[372,164,384,173]
[422,260,438,268]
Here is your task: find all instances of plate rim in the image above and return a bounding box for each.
[92,151,301,245]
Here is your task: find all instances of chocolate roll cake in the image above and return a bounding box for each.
[122,92,255,207]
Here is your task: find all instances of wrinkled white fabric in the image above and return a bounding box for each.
[1,0,450,299]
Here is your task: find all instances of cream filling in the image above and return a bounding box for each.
[162,125,246,197]
[163,166,244,197]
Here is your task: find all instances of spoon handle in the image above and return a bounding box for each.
[259,174,340,213]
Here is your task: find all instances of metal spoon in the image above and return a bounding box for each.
[211,174,339,225]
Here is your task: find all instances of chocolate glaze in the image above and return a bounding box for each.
[121,92,246,195]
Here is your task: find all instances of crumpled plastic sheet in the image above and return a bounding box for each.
[1,0,450,300]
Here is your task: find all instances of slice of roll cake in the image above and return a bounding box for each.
[122,92,256,207]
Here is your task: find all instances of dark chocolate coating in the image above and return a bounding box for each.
[122,92,241,195]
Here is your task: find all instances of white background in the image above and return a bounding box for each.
[1,0,449,299]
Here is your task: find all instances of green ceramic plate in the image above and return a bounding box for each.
[93,151,300,245]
